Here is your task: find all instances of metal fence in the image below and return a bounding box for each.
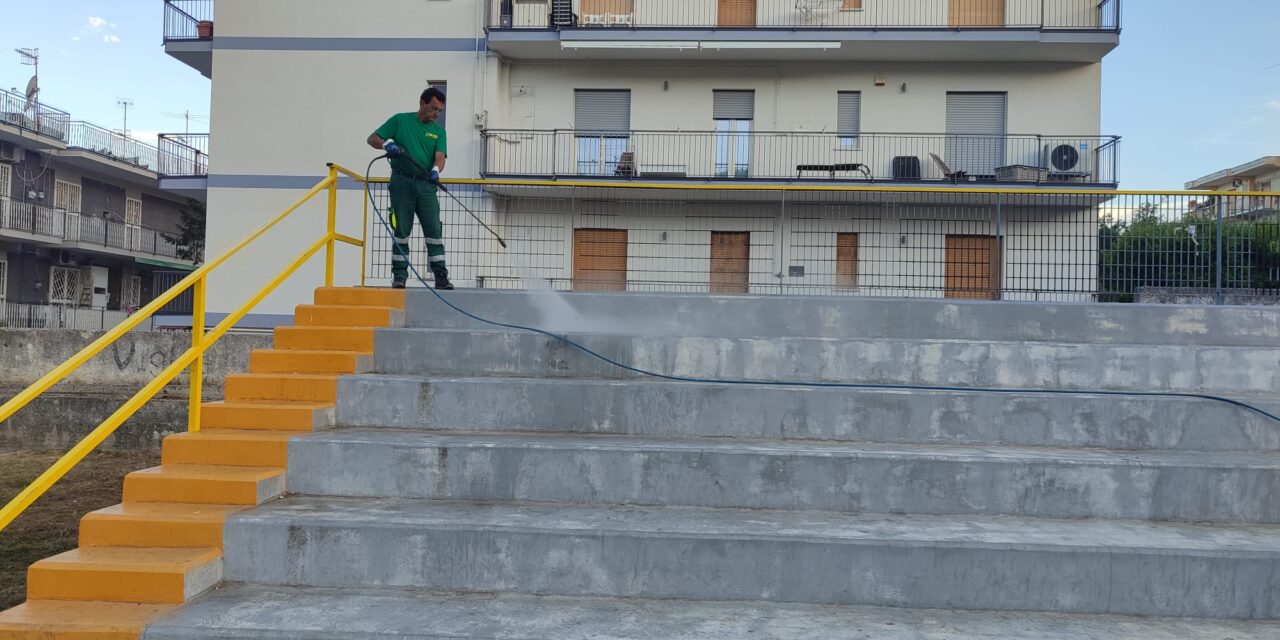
[0,87,70,142]
[361,181,1280,305]
[67,122,160,172]
[164,0,213,41]
[1,197,183,259]
[1,302,155,331]
[0,198,66,240]
[489,0,1121,30]
[483,130,1120,185]
[158,133,210,177]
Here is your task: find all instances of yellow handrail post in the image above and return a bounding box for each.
[187,276,206,433]
[325,164,339,287]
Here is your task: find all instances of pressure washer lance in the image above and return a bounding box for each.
[380,144,508,249]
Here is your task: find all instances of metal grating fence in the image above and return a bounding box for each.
[361,181,1280,304]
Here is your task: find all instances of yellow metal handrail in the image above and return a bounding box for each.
[0,165,363,533]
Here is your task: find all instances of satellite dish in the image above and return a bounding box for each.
[23,75,38,111]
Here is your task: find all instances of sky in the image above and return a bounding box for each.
[1,0,1277,189]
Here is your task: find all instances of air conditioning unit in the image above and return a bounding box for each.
[1044,144,1081,172]
[58,250,76,266]
[0,141,19,163]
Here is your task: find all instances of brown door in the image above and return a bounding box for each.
[836,232,858,290]
[710,232,750,295]
[944,235,1000,300]
[718,0,757,26]
[949,0,1004,27]
[572,229,628,292]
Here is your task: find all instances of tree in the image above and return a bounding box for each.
[163,199,206,264]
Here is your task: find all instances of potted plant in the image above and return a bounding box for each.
[197,20,214,39]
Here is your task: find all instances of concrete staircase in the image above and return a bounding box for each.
[84,293,1280,635]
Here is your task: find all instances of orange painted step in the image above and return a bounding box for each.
[315,286,406,308]
[123,465,285,506]
[163,430,295,467]
[249,348,372,374]
[294,304,401,328]
[224,372,341,403]
[26,547,222,605]
[201,400,333,432]
[79,503,244,549]
[274,325,377,352]
[0,600,177,639]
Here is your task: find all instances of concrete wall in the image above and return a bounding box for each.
[0,329,271,450]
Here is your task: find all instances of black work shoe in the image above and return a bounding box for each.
[391,276,407,289]
[433,274,454,290]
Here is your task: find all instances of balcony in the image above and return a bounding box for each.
[487,0,1120,62]
[158,133,210,202]
[0,197,193,263]
[59,122,161,182]
[163,0,214,78]
[482,129,1120,187]
[0,87,70,149]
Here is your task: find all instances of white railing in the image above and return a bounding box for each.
[0,197,66,240]
[1,302,155,331]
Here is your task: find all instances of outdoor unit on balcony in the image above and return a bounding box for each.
[0,141,19,164]
[550,0,576,26]
[1043,143,1092,182]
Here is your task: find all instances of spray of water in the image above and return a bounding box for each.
[506,248,676,336]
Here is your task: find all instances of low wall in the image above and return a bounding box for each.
[0,329,272,451]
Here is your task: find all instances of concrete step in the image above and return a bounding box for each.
[123,465,285,506]
[372,328,1280,396]
[335,375,1280,452]
[224,373,341,403]
[274,326,378,352]
[295,304,403,328]
[289,429,1280,524]
[79,503,245,549]
[314,286,406,309]
[140,584,1280,640]
[27,547,222,605]
[404,289,1280,346]
[0,600,178,639]
[223,498,1280,619]
[162,430,294,467]
[249,348,373,375]
[201,401,335,432]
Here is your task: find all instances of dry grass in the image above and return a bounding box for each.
[0,449,159,610]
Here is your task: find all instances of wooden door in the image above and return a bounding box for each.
[949,0,1004,27]
[581,0,634,19]
[710,232,750,295]
[836,232,858,290]
[572,229,628,292]
[718,0,756,26]
[945,235,1000,300]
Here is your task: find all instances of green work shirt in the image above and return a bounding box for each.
[375,112,448,177]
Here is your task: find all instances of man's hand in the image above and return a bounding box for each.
[383,140,404,158]
[430,166,441,184]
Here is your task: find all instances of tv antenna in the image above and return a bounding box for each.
[15,48,38,111]
[160,110,208,134]
[117,97,135,137]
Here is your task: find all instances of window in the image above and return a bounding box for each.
[837,92,862,147]
[126,197,143,251]
[122,274,142,310]
[575,90,632,176]
[842,0,863,8]
[945,92,1007,177]
[49,266,81,304]
[0,258,8,303]
[714,90,754,178]
[55,180,82,214]
[0,164,10,199]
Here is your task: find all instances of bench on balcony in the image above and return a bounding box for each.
[796,163,871,180]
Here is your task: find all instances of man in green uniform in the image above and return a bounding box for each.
[367,87,453,289]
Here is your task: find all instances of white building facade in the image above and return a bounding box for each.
[162,0,1121,318]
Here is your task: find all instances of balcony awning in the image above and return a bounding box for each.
[136,256,196,271]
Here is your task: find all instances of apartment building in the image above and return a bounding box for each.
[163,0,1121,316]
[1186,156,1280,221]
[0,87,203,327]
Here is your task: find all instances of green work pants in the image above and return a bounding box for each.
[389,173,447,280]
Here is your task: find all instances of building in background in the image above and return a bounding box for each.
[0,86,203,329]
[1186,156,1280,221]
[163,0,1121,318]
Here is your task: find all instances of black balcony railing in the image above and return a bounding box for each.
[0,197,185,260]
[482,130,1120,185]
[158,133,209,177]
[489,0,1121,31]
[0,87,71,142]
[67,122,161,172]
[164,0,213,41]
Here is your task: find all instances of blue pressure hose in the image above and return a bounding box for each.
[363,158,1280,425]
